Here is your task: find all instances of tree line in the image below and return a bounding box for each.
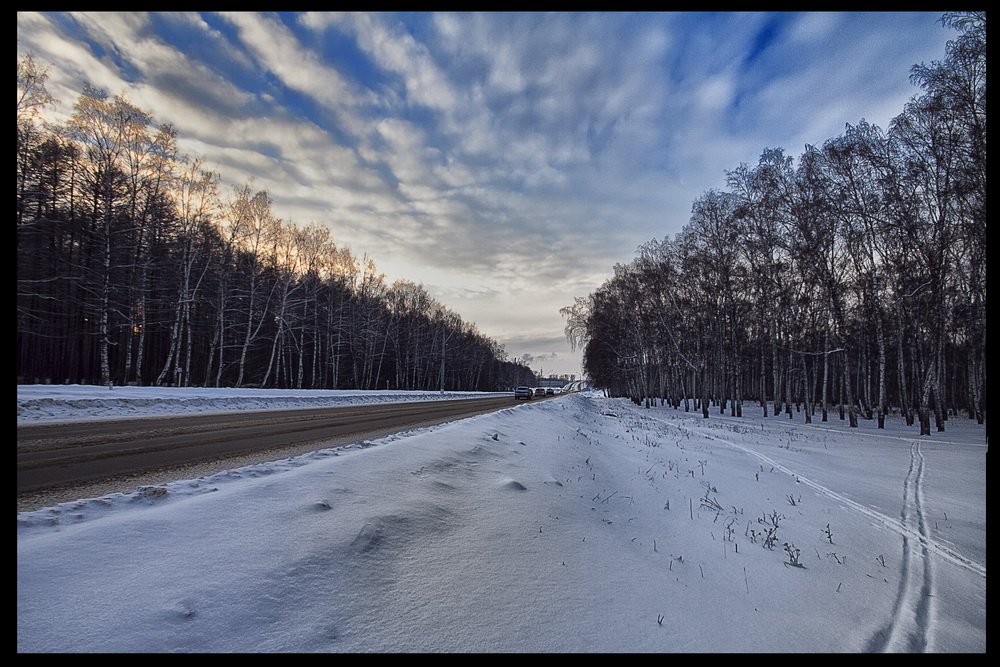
[563,13,985,435]
[17,58,536,392]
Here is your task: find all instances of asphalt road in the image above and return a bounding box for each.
[17,394,545,512]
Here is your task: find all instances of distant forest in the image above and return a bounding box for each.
[562,13,985,435]
[16,59,536,392]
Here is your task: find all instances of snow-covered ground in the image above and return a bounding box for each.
[16,384,502,424]
[17,386,986,652]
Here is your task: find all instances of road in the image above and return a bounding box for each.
[17,394,543,512]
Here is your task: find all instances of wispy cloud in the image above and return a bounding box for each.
[17,11,953,376]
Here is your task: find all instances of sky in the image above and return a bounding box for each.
[16,12,955,379]
[16,385,987,652]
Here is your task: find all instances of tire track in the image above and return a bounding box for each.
[632,410,983,652]
[868,440,935,652]
[664,419,985,578]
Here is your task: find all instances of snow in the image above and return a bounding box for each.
[17,386,987,653]
[16,384,502,424]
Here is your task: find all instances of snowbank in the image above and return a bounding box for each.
[16,387,987,652]
[17,384,502,424]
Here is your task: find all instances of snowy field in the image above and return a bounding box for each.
[17,386,987,653]
[16,384,502,424]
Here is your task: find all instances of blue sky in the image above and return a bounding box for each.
[17,12,953,378]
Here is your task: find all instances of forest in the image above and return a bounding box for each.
[561,13,985,435]
[16,58,536,393]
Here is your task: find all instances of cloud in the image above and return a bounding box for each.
[218,13,358,114]
[17,11,954,377]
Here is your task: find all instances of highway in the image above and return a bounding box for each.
[17,395,542,511]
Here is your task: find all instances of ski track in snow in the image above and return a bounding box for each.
[869,439,936,653]
[649,413,986,653]
[667,419,985,581]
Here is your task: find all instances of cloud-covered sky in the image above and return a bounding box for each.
[17,12,953,378]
